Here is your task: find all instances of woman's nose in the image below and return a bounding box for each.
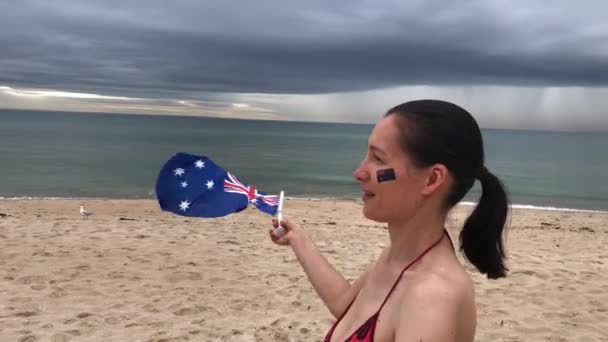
[353,164,370,182]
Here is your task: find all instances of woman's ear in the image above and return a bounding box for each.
[421,164,449,196]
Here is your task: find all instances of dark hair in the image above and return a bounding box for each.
[385,99,509,279]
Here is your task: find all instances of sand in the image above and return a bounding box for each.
[0,198,607,342]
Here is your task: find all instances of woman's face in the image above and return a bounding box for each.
[353,115,430,223]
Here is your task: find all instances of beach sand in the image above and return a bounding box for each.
[0,199,607,342]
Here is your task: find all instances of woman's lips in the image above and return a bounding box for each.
[362,190,375,201]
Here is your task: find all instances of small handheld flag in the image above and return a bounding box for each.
[155,152,280,218]
[274,190,286,237]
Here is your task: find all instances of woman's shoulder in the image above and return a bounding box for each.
[390,265,475,340]
[400,261,475,312]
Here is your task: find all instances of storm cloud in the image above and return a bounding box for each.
[1,0,607,129]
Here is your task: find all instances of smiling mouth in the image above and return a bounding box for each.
[362,190,375,201]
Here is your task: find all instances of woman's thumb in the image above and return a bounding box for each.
[280,218,293,228]
[274,225,287,238]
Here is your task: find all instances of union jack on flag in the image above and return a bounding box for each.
[224,172,279,207]
[155,152,279,217]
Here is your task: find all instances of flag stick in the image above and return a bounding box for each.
[274,190,286,237]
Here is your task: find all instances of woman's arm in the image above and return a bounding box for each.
[291,232,376,317]
[270,218,376,317]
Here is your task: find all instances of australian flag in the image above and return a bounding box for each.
[155,152,279,217]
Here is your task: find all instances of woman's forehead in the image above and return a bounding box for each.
[369,116,401,153]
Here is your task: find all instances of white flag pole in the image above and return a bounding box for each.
[274,190,286,237]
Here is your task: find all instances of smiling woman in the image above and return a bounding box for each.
[270,99,509,342]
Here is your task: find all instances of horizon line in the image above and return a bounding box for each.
[2,107,607,134]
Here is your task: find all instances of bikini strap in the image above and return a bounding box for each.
[377,230,447,310]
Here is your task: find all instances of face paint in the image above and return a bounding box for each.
[376,168,396,183]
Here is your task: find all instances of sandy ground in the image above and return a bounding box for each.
[0,198,607,342]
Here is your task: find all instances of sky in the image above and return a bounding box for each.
[1,0,607,131]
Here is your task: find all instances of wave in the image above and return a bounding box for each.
[2,195,605,214]
[458,201,607,214]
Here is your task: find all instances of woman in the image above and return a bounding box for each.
[270,99,509,342]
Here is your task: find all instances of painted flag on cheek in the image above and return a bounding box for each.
[155,152,279,217]
[376,168,396,183]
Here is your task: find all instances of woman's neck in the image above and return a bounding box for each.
[385,204,447,267]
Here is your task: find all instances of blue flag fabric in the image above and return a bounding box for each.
[155,152,279,217]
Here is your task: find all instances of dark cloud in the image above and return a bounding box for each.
[1,0,607,98]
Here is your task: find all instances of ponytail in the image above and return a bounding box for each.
[384,100,511,279]
[460,168,509,279]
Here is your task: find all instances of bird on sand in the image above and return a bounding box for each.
[79,204,93,220]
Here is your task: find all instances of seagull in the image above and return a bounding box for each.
[79,204,93,220]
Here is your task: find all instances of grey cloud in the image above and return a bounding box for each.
[1,0,608,99]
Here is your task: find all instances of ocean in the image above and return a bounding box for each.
[1,109,607,211]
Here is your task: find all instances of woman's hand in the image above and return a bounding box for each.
[269,218,308,246]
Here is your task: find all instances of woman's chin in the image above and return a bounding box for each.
[362,206,387,223]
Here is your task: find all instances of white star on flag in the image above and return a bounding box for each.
[195,160,205,169]
[206,180,214,189]
[179,200,190,211]
[181,181,188,188]
[173,168,185,176]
